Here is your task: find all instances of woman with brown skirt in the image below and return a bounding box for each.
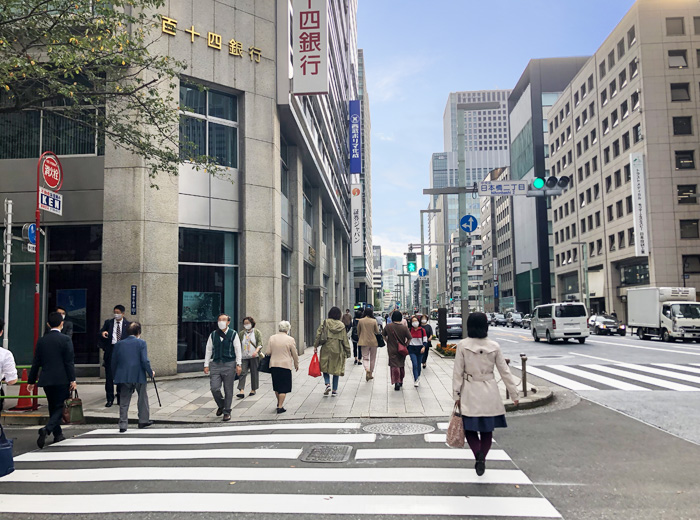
[383,310,412,391]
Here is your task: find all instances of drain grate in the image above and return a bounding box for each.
[362,423,435,435]
[300,445,353,463]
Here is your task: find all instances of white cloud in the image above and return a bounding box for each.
[375,132,395,142]
[368,56,428,103]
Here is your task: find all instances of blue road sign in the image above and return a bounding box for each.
[460,214,478,233]
[418,268,428,277]
[27,223,36,245]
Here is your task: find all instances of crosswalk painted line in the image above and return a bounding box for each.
[0,493,561,517]
[612,363,700,385]
[355,448,511,461]
[654,363,700,375]
[54,433,377,447]
[425,433,448,443]
[527,366,598,391]
[551,365,650,391]
[88,422,361,435]
[583,365,699,391]
[15,448,303,463]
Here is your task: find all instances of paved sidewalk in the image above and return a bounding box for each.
[2,346,550,424]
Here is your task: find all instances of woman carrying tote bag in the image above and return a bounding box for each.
[382,310,412,391]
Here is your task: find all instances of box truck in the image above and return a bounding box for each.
[627,287,700,342]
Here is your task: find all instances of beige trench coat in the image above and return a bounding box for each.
[452,337,520,417]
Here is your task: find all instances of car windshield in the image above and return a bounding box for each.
[495,314,505,318]
[601,315,617,322]
[555,305,587,318]
[511,313,522,319]
[671,304,700,319]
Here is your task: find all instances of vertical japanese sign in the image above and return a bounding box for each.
[349,100,362,174]
[292,0,328,95]
[351,185,363,257]
[630,153,649,257]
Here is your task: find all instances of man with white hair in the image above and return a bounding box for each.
[263,321,299,413]
[204,313,242,421]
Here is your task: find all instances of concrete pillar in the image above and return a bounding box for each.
[288,147,305,352]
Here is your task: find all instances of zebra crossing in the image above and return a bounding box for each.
[0,421,562,518]
[528,362,700,392]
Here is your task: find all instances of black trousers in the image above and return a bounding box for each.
[103,348,120,402]
[43,385,70,437]
[422,341,431,364]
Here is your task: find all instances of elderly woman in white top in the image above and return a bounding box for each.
[263,321,299,414]
[237,316,263,398]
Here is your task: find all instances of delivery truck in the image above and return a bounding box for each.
[627,287,700,342]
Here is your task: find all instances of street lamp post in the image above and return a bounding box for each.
[521,261,534,313]
[419,208,441,315]
[572,242,590,312]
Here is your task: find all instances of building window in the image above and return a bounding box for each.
[678,184,698,204]
[281,248,291,321]
[603,117,610,134]
[179,83,239,168]
[695,17,700,34]
[628,26,636,46]
[626,195,633,213]
[608,50,615,69]
[615,169,622,188]
[605,175,612,193]
[592,156,599,172]
[616,200,624,218]
[610,79,618,98]
[618,38,626,60]
[581,218,586,234]
[607,204,614,222]
[595,212,601,228]
[604,147,610,164]
[669,49,689,68]
[633,124,643,143]
[630,59,638,78]
[601,89,608,106]
[589,241,596,257]
[589,101,596,117]
[622,132,630,151]
[680,219,699,239]
[673,116,693,136]
[609,234,616,252]
[621,100,629,120]
[624,163,631,182]
[618,231,626,249]
[594,183,600,199]
[621,262,649,286]
[591,128,598,144]
[575,116,581,130]
[631,90,640,110]
[597,239,603,255]
[586,188,592,204]
[671,83,691,102]
[574,92,580,106]
[611,109,619,127]
[676,150,695,169]
[619,69,627,89]
[599,61,607,79]
[667,17,685,36]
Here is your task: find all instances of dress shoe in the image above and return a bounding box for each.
[223,414,231,422]
[475,451,486,476]
[216,407,224,416]
[37,428,47,449]
[119,428,127,433]
[53,434,66,444]
[236,393,245,399]
[137,421,154,429]
[394,383,401,391]
[105,400,113,408]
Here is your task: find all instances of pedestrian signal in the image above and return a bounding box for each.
[406,253,417,273]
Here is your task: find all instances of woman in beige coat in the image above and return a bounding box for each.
[264,321,299,414]
[453,312,520,476]
[356,308,379,381]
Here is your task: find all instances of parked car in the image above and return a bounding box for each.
[491,313,507,326]
[521,314,532,329]
[506,312,523,328]
[446,313,462,339]
[589,314,627,336]
[532,302,589,344]
[486,312,494,324]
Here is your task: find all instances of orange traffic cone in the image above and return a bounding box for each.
[9,369,35,411]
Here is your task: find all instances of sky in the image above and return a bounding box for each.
[357,0,637,261]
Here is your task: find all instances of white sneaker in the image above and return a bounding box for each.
[414,379,420,387]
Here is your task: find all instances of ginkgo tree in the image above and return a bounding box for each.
[0,0,219,181]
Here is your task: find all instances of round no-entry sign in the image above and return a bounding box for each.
[40,152,63,191]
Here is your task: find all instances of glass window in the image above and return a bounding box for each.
[628,26,636,46]
[609,234,616,252]
[630,59,638,78]
[619,69,627,89]
[599,61,606,79]
[671,83,691,101]
[628,228,635,246]
[48,225,103,262]
[616,200,624,218]
[633,124,642,143]
[667,17,685,36]
[626,195,633,213]
[678,184,698,204]
[673,116,693,136]
[282,248,291,321]
[619,231,626,249]
[618,39,626,59]
[680,219,700,239]
[608,50,615,69]
[668,49,688,68]
[610,79,618,97]
[556,304,587,318]
[695,17,700,34]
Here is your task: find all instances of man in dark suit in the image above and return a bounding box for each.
[44,306,74,339]
[112,322,154,432]
[27,311,76,448]
[98,304,131,407]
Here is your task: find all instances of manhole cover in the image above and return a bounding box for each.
[362,423,435,435]
[300,445,353,463]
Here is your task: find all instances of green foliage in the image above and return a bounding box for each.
[0,0,221,181]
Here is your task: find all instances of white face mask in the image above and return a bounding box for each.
[218,321,228,331]
[114,313,123,321]
[244,324,252,331]
[421,319,427,324]
[412,321,419,328]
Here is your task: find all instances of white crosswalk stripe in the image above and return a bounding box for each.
[0,424,562,518]
[528,363,700,392]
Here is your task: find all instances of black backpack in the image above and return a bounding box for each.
[351,320,359,342]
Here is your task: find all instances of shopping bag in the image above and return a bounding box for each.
[62,390,85,425]
[446,404,465,448]
[308,352,322,378]
[0,423,14,477]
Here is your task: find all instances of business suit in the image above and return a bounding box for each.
[99,317,131,403]
[28,330,75,439]
[112,336,153,430]
[45,319,73,339]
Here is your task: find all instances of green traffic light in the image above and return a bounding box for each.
[407,263,417,273]
[533,177,545,189]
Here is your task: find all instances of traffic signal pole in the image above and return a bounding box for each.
[457,107,470,335]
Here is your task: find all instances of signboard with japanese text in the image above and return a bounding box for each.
[351,184,363,257]
[39,187,63,216]
[479,180,528,197]
[292,0,328,95]
[349,100,362,174]
[630,153,649,256]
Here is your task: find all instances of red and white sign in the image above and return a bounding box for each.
[40,153,63,191]
[292,0,328,96]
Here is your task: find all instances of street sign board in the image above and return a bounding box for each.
[39,187,63,216]
[22,223,36,245]
[460,214,478,233]
[418,268,428,277]
[40,153,63,191]
[23,243,36,253]
[479,180,528,197]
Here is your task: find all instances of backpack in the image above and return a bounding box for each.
[351,319,359,342]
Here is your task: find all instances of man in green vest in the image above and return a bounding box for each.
[204,313,242,421]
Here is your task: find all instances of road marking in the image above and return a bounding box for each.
[355,448,511,461]
[53,433,377,447]
[551,365,650,391]
[0,493,561,517]
[425,433,447,443]
[526,366,598,391]
[87,422,362,436]
[2,466,533,485]
[611,363,700,385]
[586,339,700,357]
[15,448,303,463]
[500,338,519,343]
[582,365,699,392]
[655,364,700,375]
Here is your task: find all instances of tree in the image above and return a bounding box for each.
[0,0,219,181]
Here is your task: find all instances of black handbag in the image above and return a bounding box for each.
[0,423,14,477]
[259,355,272,373]
[376,333,386,348]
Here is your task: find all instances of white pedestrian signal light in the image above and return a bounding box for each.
[527,176,570,197]
[406,253,417,273]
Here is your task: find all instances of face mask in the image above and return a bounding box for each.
[244,324,252,331]
[421,319,427,324]
[114,314,122,320]
[218,321,228,331]
[412,321,419,328]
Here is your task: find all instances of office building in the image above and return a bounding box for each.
[548,0,700,321]
[372,245,382,307]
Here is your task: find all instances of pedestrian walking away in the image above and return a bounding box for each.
[453,312,520,476]
[27,312,76,448]
[204,314,242,422]
[408,315,428,386]
[357,308,380,381]
[98,305,131,407]
[314,307,351,397]
[0,319,18,413]
[421,314,433,369]
[237,317,263,398]
[383,310,412,391]
[350,309,363,365]
[111,322,155,432]
[264,321,299,414]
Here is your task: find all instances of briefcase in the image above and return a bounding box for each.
[62,390,85,424]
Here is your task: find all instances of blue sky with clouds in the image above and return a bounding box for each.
[357,0,636,260]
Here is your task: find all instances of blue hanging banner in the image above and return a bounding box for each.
[349,100,362,174]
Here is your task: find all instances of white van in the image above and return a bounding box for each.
[532,302,589,344]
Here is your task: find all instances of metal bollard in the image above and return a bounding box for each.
[520,353,528,398]
[504,358,510,400]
